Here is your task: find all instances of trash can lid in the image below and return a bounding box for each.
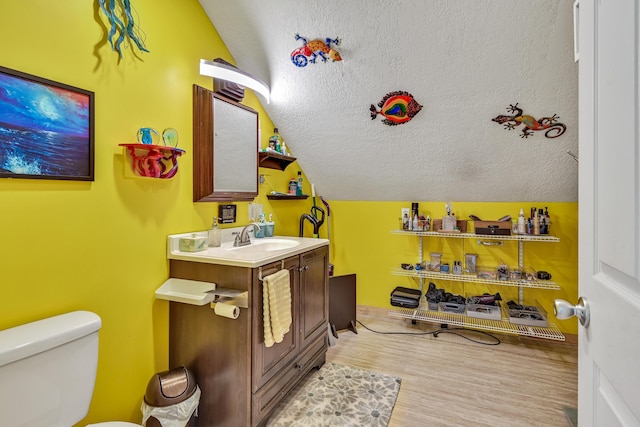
[144,366,197,407]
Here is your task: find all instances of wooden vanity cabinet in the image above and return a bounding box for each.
[168,245,329,427]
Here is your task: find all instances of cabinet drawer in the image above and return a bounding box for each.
[252,335,327,426]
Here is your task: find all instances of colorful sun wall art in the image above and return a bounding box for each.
[370,91,422,126]
[492,103,566,138]
[291,35,342,67]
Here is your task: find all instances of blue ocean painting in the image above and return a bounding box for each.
[0,71,92,179]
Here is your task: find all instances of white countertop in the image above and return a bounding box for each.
[167,229,329,268]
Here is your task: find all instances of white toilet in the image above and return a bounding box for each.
[0,311,141,427]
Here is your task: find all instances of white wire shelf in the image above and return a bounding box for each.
[391,268,561,290]
[389,307,565,341]
[391,229,560,243]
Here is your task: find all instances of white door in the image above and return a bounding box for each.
[577,0,640,425]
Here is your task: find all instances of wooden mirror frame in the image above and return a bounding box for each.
[193,84,259,202]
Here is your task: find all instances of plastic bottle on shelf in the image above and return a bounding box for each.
[543,207,550,234]
[269,128,281,153]
[296,171,303,196]
[288,178,297,195]
[517,208,526,234]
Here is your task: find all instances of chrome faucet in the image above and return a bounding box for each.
[234,223,261,247]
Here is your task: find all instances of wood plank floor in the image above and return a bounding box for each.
[326,306,578,427]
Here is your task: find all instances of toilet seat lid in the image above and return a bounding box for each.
[86,423,141,426]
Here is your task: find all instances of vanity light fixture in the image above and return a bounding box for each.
[199,59,270,103]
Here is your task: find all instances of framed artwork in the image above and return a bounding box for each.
[0,65,94,181]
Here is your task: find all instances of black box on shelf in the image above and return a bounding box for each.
[390,287,422,309]
[474,220,511,236]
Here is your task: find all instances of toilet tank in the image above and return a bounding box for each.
[0,311,102,427]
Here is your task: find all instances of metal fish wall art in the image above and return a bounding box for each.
[370,91,422,126]
[492,103,566,139]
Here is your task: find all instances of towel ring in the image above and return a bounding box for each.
[258,260,286,281]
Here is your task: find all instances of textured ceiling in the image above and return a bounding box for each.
[199,0,578,202]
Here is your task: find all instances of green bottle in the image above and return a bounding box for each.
[270,128,281,153]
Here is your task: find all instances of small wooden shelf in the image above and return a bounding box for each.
[258,151,297,171]
[267,194,308,200]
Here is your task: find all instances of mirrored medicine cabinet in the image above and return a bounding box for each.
[193,84,259,202]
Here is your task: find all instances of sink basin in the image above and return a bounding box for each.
[168,232,328,268]
[225,238,300,252]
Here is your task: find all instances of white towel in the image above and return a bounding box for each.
[263,269,292,348]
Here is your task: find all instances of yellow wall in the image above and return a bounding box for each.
[326,201,579,335]
[0,2,578,425]
[0,1,309,424]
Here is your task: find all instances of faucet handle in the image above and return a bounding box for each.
[232,232,241,246]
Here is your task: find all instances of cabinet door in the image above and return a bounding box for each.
[252,256,300,392]
[299,246,329,349]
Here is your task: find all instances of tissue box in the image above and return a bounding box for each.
[179,235,208,252]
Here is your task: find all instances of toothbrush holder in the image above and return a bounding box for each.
[264,222,275,237]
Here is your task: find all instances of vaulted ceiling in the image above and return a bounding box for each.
[199,0,578,202]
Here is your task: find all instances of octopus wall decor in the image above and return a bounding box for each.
[98,0,150,59]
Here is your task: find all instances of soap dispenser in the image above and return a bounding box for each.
[208,217,221,247]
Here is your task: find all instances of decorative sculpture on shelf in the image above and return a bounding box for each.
[162,128,179,147]
[370,91,422,126]
[290,34,342,67]
[98,0,150,59]
[136,127,159,145]
[491,103,566,139]
[120,127,184,179]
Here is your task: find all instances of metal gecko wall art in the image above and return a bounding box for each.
[492,103,566,138]
[290,34,342,67]
[98,0,150,59]
[370,91,423,126]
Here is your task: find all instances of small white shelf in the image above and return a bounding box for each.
[389,307,565,341]
[156,278,217,305]
[391,268,561,290]
[391,229,560,243]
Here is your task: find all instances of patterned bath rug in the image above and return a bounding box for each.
[266,362,402,427]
